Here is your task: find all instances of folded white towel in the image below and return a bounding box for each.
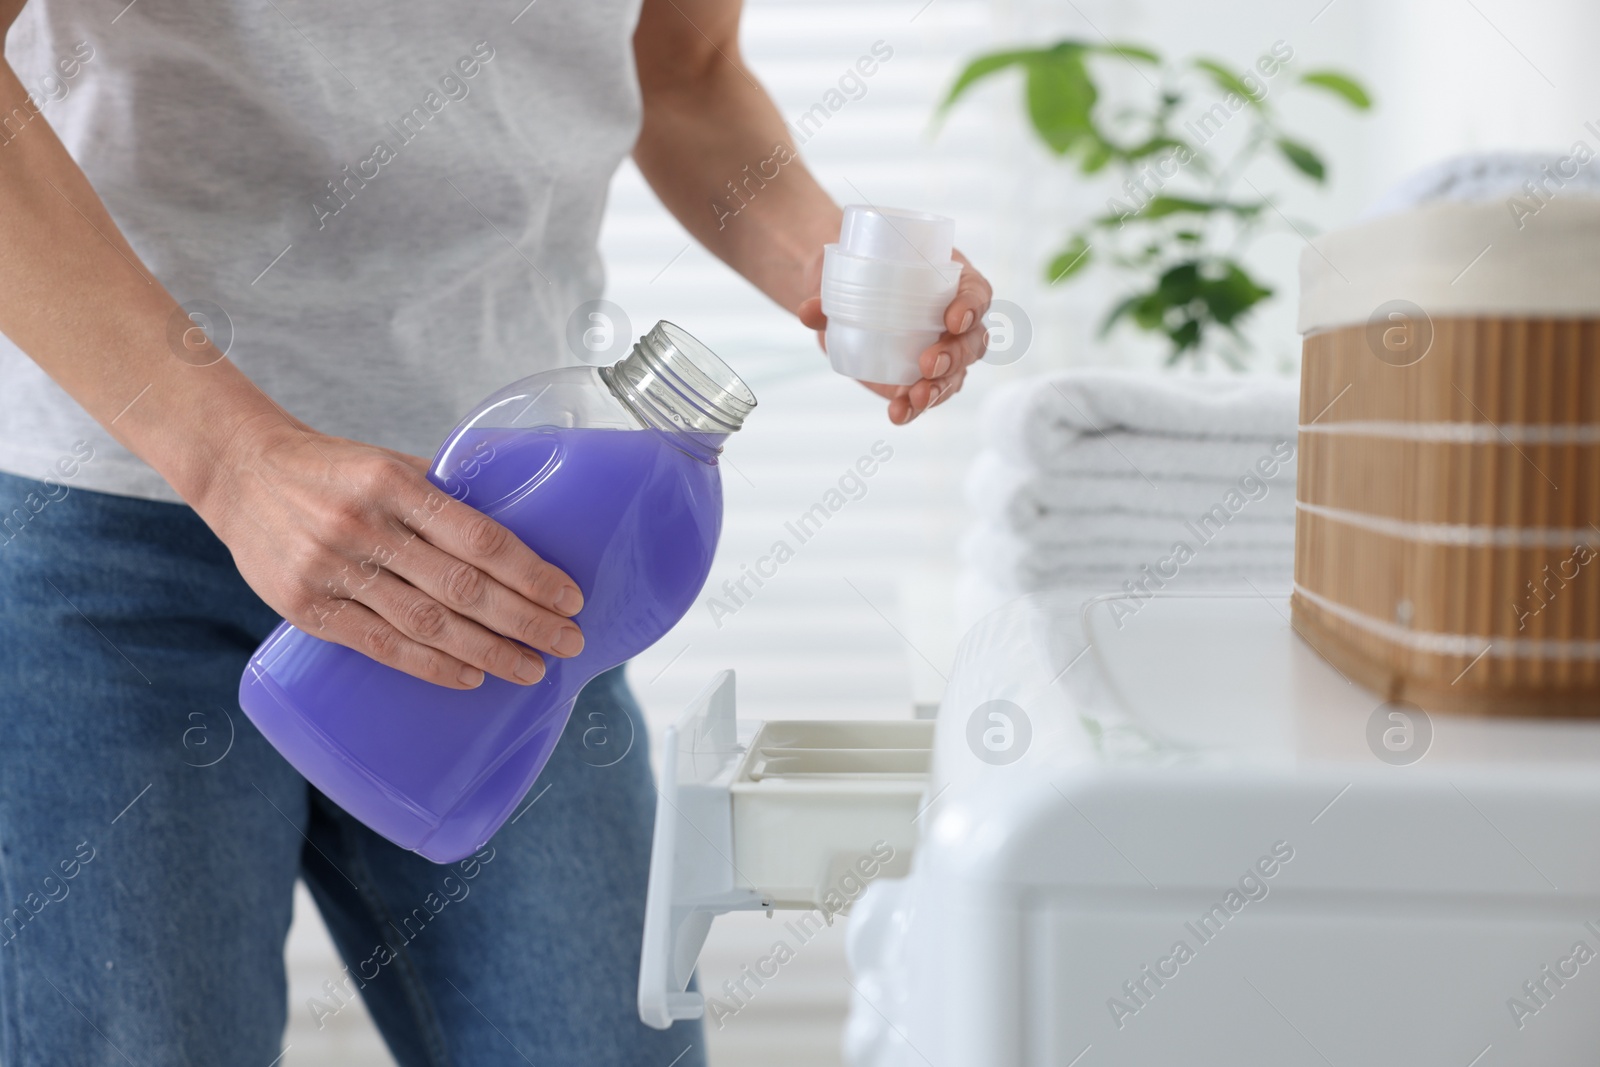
[980,369,1299,471]
[955,562,1279,635]
[964,509,1294,551]
[961,519,1295,593]
[1361,151,1600,222]
[993,433,1294,482]
[964,450,1297,538]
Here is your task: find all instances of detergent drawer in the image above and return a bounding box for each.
[637,670,930,1030]
[731,718,927,908]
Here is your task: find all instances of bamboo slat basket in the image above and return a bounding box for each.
[1293,196,1600,716]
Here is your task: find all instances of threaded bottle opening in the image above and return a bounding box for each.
[599,321,756,458]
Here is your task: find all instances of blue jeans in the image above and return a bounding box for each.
[0,471,704,1066]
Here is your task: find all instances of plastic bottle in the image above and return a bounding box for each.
[821,204,963,385]
[238,322,755,862]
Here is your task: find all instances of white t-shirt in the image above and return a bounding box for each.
[0,0,643,502]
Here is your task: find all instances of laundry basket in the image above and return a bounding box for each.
[1293,176,1600,716]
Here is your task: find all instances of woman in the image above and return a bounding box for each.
[0,0,991,1061]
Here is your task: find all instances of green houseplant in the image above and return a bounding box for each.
[938,40,1371,367]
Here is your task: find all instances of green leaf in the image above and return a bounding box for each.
[1091,42,1160,64]
[1089,207,1134,229]
[936,48,1043,116]
[1131,295,1168,332]
[1079,137,1116,173]
[1192,58,1263,106]
[1090,196,1263,229]
[1137,196,1213,219]
[1154,261,1201,302]
[1167,319,1202,353]
[1124,135,1189,161]
[1276,137,1326,182]
[1024,47,1098,155]
[1299,70,1372,110]
[1138,196,1254,219]
[1100,259,1274,365]
[1045,236,1093,283]
[1099,294,1139,336]
[1197,261,1273,326]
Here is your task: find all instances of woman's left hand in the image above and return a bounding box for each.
[797,249,994,425]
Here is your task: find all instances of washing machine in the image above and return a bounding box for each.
[641,588,1600,1064]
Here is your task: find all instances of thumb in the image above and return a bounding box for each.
[796,296,827,332]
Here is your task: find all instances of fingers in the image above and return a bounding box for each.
[849,380,919,426]
[231,434,587,691]
[887,253,992,424]
[410,493,585,620]
[889,252,993,426]
[387,493,587,686]
[922,257,992,380]
[943,251,993,337]
[317,597,488,690]
[929,366,967,410]
[886,391,916,426]
[898,323,987,422]
[330,460,584,688]
[796,296,827,332]
[918,315,990,381]
[798,296,829,354]
[349,570,551,688]
[381,532,584,665]
[890,367,968,424]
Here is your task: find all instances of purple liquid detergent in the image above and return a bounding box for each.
[239,323,754,862]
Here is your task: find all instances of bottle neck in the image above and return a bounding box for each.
[598,322,755,463]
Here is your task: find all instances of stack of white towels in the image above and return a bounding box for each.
[958,369,1302,622]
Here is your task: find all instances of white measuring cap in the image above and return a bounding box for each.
[821,205,963,386]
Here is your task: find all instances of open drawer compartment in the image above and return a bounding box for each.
[637,670,931,1029]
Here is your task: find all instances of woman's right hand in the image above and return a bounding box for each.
[198,411,585,690]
